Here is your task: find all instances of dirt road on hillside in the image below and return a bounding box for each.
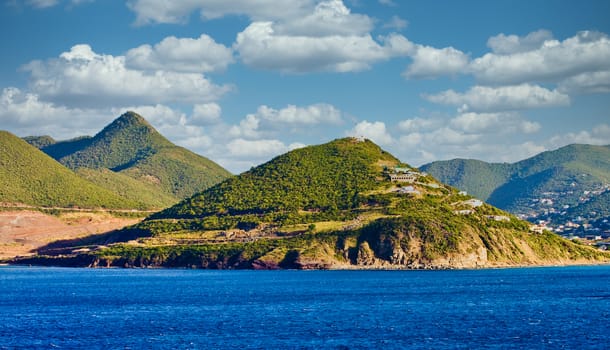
[0,211,141,259]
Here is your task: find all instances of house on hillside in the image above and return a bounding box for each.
[486,215,510,222]
[395,185,420,195]
[463,199,483,208]
[389,173,419,183]
[454,209,474,215]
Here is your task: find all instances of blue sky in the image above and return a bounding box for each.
[1,0,609,173]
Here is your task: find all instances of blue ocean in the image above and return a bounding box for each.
[1,266,609,349]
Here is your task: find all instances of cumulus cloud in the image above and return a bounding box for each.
[398,117,441,133]
[486,29,553,54]
[403,29,610,98]
[127,0,412,73]
[255,103,343,125]
[383,15,408,31]
[235,22,412,73]
[127,0,313,25]
[347,120,393,145]
[226,138,304,158]
[449,112,540,134]
[390,110,549,167]
[21,44,230,108]
[227,103,345,139]
[395,128,546,167]
[125,34,234,73]
[274,0,373,37]
[192,103,222,125]
[547,124,610,148]
[403,45,469,79]
[0,87,111,138]
[228,114,262,139]
[471,31,610,85]
[558,70,610,94]
[424,84,570,112]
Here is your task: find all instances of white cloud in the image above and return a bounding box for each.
[127,0,314,25]
[255,103,342,125]
[547,124,610,148]
[22,44,231,108]
[128,0,412,73]
[125,34,234,73]
[487,30,553,54]
[471,31,610,85]
[398,117,441,133]
[235,22,412,73]
[0,87,110,138]
[403,45,469,79]
[347,120,393,145]
[450,112,540,134]
[425,84,570,112]
[383,15,408,31]
[274,0,373,37]
[396,130,546,167]
[226,103,344,140]
[428,127,480,145]
[192,103,222,125]
[226,138,292,158]
[558,70,610,94]
[228,114,262,139]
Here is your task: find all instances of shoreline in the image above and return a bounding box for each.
[5,258,610,271]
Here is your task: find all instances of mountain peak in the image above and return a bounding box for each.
[98,111,158,140]
[34,112,231,203]
[113,111,151,127]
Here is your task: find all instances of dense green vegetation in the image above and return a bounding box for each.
[420,159,513,200]
[421,144,610,214]
[75,168,176,209]
[0,131,141,209]
[35,111,231,206]
[154,138,400,219]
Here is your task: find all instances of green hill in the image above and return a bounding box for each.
[22,135,56,149]
[37,111,231,207]
[75,168,177,209]
[420,144,610,218]
[0,131,141,209]
[153,137,401,220]
[18,138,608,269]
[419,159,513,200]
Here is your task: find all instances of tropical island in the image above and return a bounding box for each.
[7,125,608,269]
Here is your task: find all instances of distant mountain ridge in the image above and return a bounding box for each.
[26,112,231,208]
[420,144,610,226]
[18,138,608,269]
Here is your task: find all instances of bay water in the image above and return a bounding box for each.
[1,266,609,349]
